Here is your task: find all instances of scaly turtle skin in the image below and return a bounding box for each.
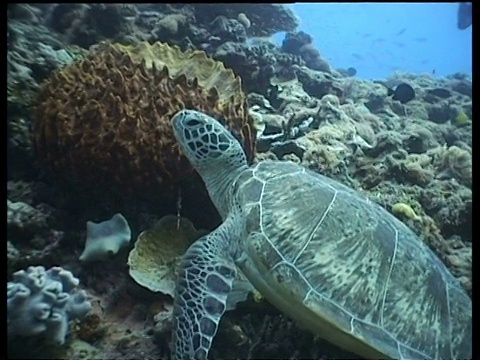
[170,109,472,360]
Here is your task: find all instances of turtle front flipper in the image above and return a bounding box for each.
[172,229,237,360]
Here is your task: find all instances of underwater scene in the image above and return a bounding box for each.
[7,3,471,360]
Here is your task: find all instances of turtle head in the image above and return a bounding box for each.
[171,109,248,172]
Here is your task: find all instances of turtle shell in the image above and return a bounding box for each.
[234,161,471,359]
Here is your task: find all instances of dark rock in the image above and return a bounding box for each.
[282,31,312,55]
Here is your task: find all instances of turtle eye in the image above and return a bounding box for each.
[185,119,202,127]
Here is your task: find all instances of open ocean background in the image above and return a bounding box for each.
[274,3,472,79]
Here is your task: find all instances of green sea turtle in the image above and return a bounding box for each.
[170,109,472,360]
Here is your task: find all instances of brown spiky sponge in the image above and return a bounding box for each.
[33,41,255,209]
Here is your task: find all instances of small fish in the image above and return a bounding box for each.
[351,53,364,61]
[387,83,415,104]
[457,3,472,30]
[453,111,470,126]
[395,28,406,36]
[427,88,452,99]
[346,67,357,76]
[337,67,358,77]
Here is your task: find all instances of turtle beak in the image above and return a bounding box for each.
[171,110,189,142]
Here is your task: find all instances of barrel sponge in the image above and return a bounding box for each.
[33,41,256,204]
[7,266,92,345]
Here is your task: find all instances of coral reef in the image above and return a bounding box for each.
[212,39,306,94]
[192,4,299,37]
[152,14,189,42]
[7,266,92,345]
[33,41,256,213]
[7,3,472,359]
[8,200,49,238]
[8,4,83,180]
[434,145,472,187]
[7,196,65,273]
[295,67,344,99]
[210,16,248,43]
[282,31,332,72]
[47,4,139,48]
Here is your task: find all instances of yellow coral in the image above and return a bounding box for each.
[391,203,422,221]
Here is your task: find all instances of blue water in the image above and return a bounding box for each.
[274,3,472,80]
